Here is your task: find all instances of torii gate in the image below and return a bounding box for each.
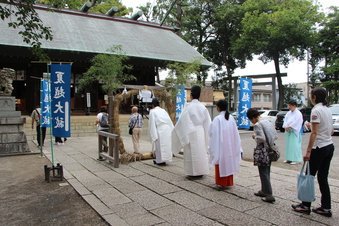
[232,73,287,111]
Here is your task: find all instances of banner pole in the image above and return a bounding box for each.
[47,63,55,166]
[39,78,43,157]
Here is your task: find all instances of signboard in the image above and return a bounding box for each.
[86,93,91,108]
[40,79,51,127]
[238,78,252,129]
[174,85,186,121]
[50,64,71,137]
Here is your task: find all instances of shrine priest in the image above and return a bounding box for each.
[172,85,211,177]
[148,98,174,165]
[209,99,243,188]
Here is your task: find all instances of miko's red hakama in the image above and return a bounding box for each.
[215,164,233,187]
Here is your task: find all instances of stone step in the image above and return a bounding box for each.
[22,114,136,141]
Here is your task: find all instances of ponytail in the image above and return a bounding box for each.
[216,99,229,120]
[224,111,230,120]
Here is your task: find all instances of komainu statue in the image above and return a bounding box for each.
[0,68,15,96]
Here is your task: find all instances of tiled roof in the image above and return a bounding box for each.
[0,3,211,67]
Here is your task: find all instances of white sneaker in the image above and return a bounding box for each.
[290,162,297,165]
[57,142,64,146]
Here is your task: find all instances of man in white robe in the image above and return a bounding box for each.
[172,85,211,176]
[148,98,174,165]
[283,100,303,164]
[209,101,243,184]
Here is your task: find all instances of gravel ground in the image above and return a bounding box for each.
[0,154,108,226]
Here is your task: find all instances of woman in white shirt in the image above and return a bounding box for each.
[292,87,334,217]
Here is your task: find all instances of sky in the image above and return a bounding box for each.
[120,0,338,84]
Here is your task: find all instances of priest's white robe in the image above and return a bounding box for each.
[149,106,174,163]
[283,109,303,162]
[172,100,211,176]
[209,111,243,177]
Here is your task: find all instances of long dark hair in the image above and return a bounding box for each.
[311,87,328,105]
[216,99,230,120]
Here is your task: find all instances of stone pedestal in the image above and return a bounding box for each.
[0,96,30,155]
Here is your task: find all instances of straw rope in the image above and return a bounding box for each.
[113,89,175,164]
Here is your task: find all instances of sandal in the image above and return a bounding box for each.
[292,203,310,214]
[312,207,332,217]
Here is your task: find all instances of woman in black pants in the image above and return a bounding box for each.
[292,87,334,217]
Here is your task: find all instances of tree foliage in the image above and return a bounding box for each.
[165,57,203,98]
[206,0,246,107]
[0,0,53,60]
[143,1,246,110]
[283,83,303,107]
[79,45,135,96]
[309,6,339,104]
[165,57,203,86]
[318,6,339,74]
[233,0,323,109]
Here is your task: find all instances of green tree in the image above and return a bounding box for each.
[138,2,154,22]
[164,57,203,97]
[149,0,246,109]
[233,0,323,110]
[314,7,339,104]
[79,45,134,96]
[79,45,135,132]
[180,0,220,84]
[283,83,303,107]
[165,57,203,86]
[0,0,53,60]
[206,0,246,109]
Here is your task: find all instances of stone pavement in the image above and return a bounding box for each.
[39,135,339,226]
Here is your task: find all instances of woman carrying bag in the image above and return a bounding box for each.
[247,108,278,203]
[292,87,334,217]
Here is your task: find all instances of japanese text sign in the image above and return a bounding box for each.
[40,79,51,127]
[174,85,186,121]
[50,64,71,137]
[238,78,252,129]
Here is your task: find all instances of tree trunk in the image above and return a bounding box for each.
[176,0,182,37]
[227,66,232,111]
[273,55,284,110]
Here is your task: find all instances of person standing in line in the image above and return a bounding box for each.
[54,137,64,145]
[247,108,278,203]
[95,105,109,152]
[148,98,174,165]
[283,100,303,165]
[172,85,211,177]
[292,87,334,217]
[128,106,143,154]
[31,105,46,147]
[209,99,243,188]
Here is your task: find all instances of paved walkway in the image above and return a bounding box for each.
[38,135,339,226]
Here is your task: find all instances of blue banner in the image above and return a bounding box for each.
[50,64,71,137]
[174,85,186,121]
[40,80,51,127]
[238,78,252,129]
